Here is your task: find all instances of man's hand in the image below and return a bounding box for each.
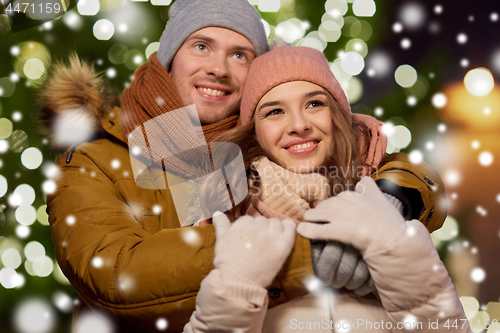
[213,213,296,288]
[297,177,406,255]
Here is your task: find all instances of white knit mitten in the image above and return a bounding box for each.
[298,177,406,255]
[213,213,296,288]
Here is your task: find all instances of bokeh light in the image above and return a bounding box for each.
[341,77,363,103]
[464,68,495,96]
[398,2,426,30]
[42,180,57,195]
[395,64,417,88]
[0,77,15,98]
[13,184,36,206]
[341,51,364,75]
[74,311,115,333]
[16,225,31,239]
[479,151,493,166]
[432,216,459,241]
[492,49,500,73]
[432,93,447,108]
[23,59,45,80]
[12,111,22,122]
[1,248,22,269]
[15,206,37,225]
[108,44,129,65]
[181,228,201,246]
[156,318,168,330]
[8,129,29,153]
[52,291,74,313]
[124,49,145,70]
[78,0,100,16]
[63,11,84,30]
[444,170,461,186]
[0,118,14,139]
[437,123,447,133]
[24,241,46,263]
[400,38,411,49]
[319,15,342,42]
[21,147,43,170]
[258,0,280,12]
[457,33,468,44]
[345,39,368,57]
[471,267,486,283]
[93,19,115,40]
[0,175,7,197]
[261,19,271,37]
[392,22,403,33]
[389,125,412,149]
[409,150,423,164]
[367,51,394,78]
[460,296,480,320]
[33,256,54,277]
[151,0,172,5]
[325,0,348,17]
[352,0,376,17]
[145,42,160,60]
[13,299,56,333]
[276,19,306,43]
[53,109,94,147]
[0,267,19,289]
[407,96,417,106]
[37,205,49,226]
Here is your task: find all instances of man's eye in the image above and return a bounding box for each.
[234,53,245,59]
[196,44,207,51]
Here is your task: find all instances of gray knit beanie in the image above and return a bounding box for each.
[157,0,269,70]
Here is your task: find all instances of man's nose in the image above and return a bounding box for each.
[205,53,230,79]
[287,110,311,135]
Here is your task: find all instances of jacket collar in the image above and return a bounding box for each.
[101,106,126,143]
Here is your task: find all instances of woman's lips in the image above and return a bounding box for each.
[285,141,319,155]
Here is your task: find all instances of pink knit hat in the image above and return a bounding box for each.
[240,46,350,125]
[239,46,387,168]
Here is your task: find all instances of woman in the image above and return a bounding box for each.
[184,46,469,333]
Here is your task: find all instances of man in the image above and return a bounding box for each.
[40,0,446,332]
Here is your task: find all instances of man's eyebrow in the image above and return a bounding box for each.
[258,101,282,112]
[185,34,215,44]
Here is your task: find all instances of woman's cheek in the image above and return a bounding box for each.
[258,123,283,152]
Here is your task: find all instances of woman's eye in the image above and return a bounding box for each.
[265,109,284,117]
[307,100,326,108]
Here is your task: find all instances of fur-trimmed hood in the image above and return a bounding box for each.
[38,54,116,149]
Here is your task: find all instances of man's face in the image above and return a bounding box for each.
[169,27,256,125]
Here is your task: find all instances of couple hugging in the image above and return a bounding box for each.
[39,0,469,331]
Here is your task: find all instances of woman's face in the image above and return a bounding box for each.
[254,81,336,173]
